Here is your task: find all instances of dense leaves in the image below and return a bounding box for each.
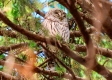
[0,0,112,80]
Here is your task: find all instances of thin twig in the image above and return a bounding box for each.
[38,58,51,67]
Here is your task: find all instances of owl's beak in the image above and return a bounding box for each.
[59,17,63,21]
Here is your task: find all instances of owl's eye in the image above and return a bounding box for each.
[63,15,66,17]
[54,11,59,14]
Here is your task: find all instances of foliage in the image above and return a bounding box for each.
[0,0,112,80]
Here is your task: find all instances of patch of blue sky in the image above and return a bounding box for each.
[32,0,69,17]
[38,0,47,3]
[0,65,3,69]
[2,52,8,57]
[32,6,49,19]
[110,0,112,2]
[32,12,40,18]
[32,0,49,18]
[42,7,49,13]
[64,8,68,13]
[32,12,44,22]
[38,51,45,58]
[57,4,68,13]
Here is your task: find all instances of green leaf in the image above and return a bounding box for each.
[0,1,4,8]
[0,54,5,59]
[29,41,37,48]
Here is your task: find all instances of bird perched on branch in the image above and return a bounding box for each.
[42,8,70,42]
[42,8,70,71]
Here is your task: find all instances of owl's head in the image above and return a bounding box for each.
[45,8,67,22]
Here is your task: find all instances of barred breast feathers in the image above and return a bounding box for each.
[42,8,70,42]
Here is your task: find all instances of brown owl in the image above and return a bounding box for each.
[42,8,70,71]
[42,8,70,42]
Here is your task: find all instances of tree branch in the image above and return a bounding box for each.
[70,27,96,38]
[0,11,85,65]
[39,43,82,80]
[0,30,17,38]
[75,45,112,58]
[35,9,45,17]
[0,43,28,53]
[56,0,96,70]
[0,71,18,80]
[38,58,51,67]
[77,0,112,39]
[0,6,112,80]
